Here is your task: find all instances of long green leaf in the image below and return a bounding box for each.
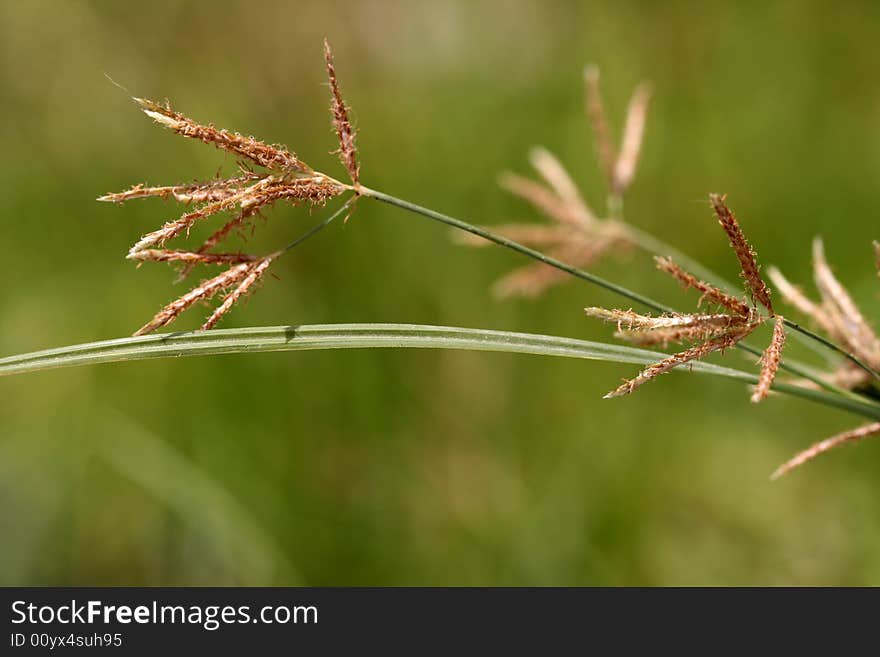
[2,323,880,420]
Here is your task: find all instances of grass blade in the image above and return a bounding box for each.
[2,323,879,420]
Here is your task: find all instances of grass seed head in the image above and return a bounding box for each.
[583,64,617,189]
[133,97,310,173]
[771,421,880,480]
[200,255,277,331]
[133,261,256,336]
[655,256,752,318]
[709,194,773,313]
[612,82,652,195]
[751,314,787,403]
[324,39,360,186]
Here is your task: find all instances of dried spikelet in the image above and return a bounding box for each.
[587,308,743,348]
[324,39,359,186]
[529,147,595,223]
[499,172,589,227]
[134,98,309,173]
[615,324,738,348]
[239,176,345,209]
[201,255,276,331]
[98,175,258,204]
[605,329,751,399]
[771,421,880,480]
[583,64,616,188]
[655,256,752,318]
[751,315,787,403]
[812,238,880,361]
[127,176,277,255]
[128,249,257,265]
[612,82,652,195]
[585,307,736,331]
[127,175,345,256]
[133,262,254,336]
[174,206,265,283]
[709,194,773,313]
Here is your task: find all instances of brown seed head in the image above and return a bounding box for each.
[529,147,595,224]
[709,194,773,313]
[98,175,259,205]
[771,421,880,480]
[583,64,616,189]
[133,261,255,336]
[612,82,652,195]
[127,175,279,254]
[201,255,276,331]
[499,172,590,228]
[811,238,880,363]
[324,39,359,186]
[127,249,257,265]
[655,256,752,318]
[751,315,787,403]
[134,97,309,173]
[604,328,753,399]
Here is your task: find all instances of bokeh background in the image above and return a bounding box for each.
[2,0,880,585]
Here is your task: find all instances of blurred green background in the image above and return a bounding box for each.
[2,0,880,586]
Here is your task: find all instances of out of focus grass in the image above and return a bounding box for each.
[2,0,880,585]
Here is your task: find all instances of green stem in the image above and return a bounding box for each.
[359,187,663,311]
[2,323,879,420]
[359,186,870,401]
[280,198,353,253]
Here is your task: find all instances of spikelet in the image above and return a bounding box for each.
[605,329,750,399]
[324,39,359,186]
[587,308,745,349]
[499,172,589,227]
[612,83,652,195]
[126,176,278,255]
[583,64,616,188]
[751,315,786,403]
[590,200,777,402]
[97,175,259,204]
[771,421,880,480]
[201,255,276,331]
[529,147,595,224]
[133,262,256,336]
[585,308,737,331]
[134,98,309,173]
[709,194,773,313]
[614,325,736,348]
[770,242,880,392]
[811,238,880,362]
[655,256,752,317]
[127,250,256,265]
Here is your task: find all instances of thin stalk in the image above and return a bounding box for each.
[359,186,872,400]
[280,198,354,253]
[359,187,663,311]
[1,323,879,420]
